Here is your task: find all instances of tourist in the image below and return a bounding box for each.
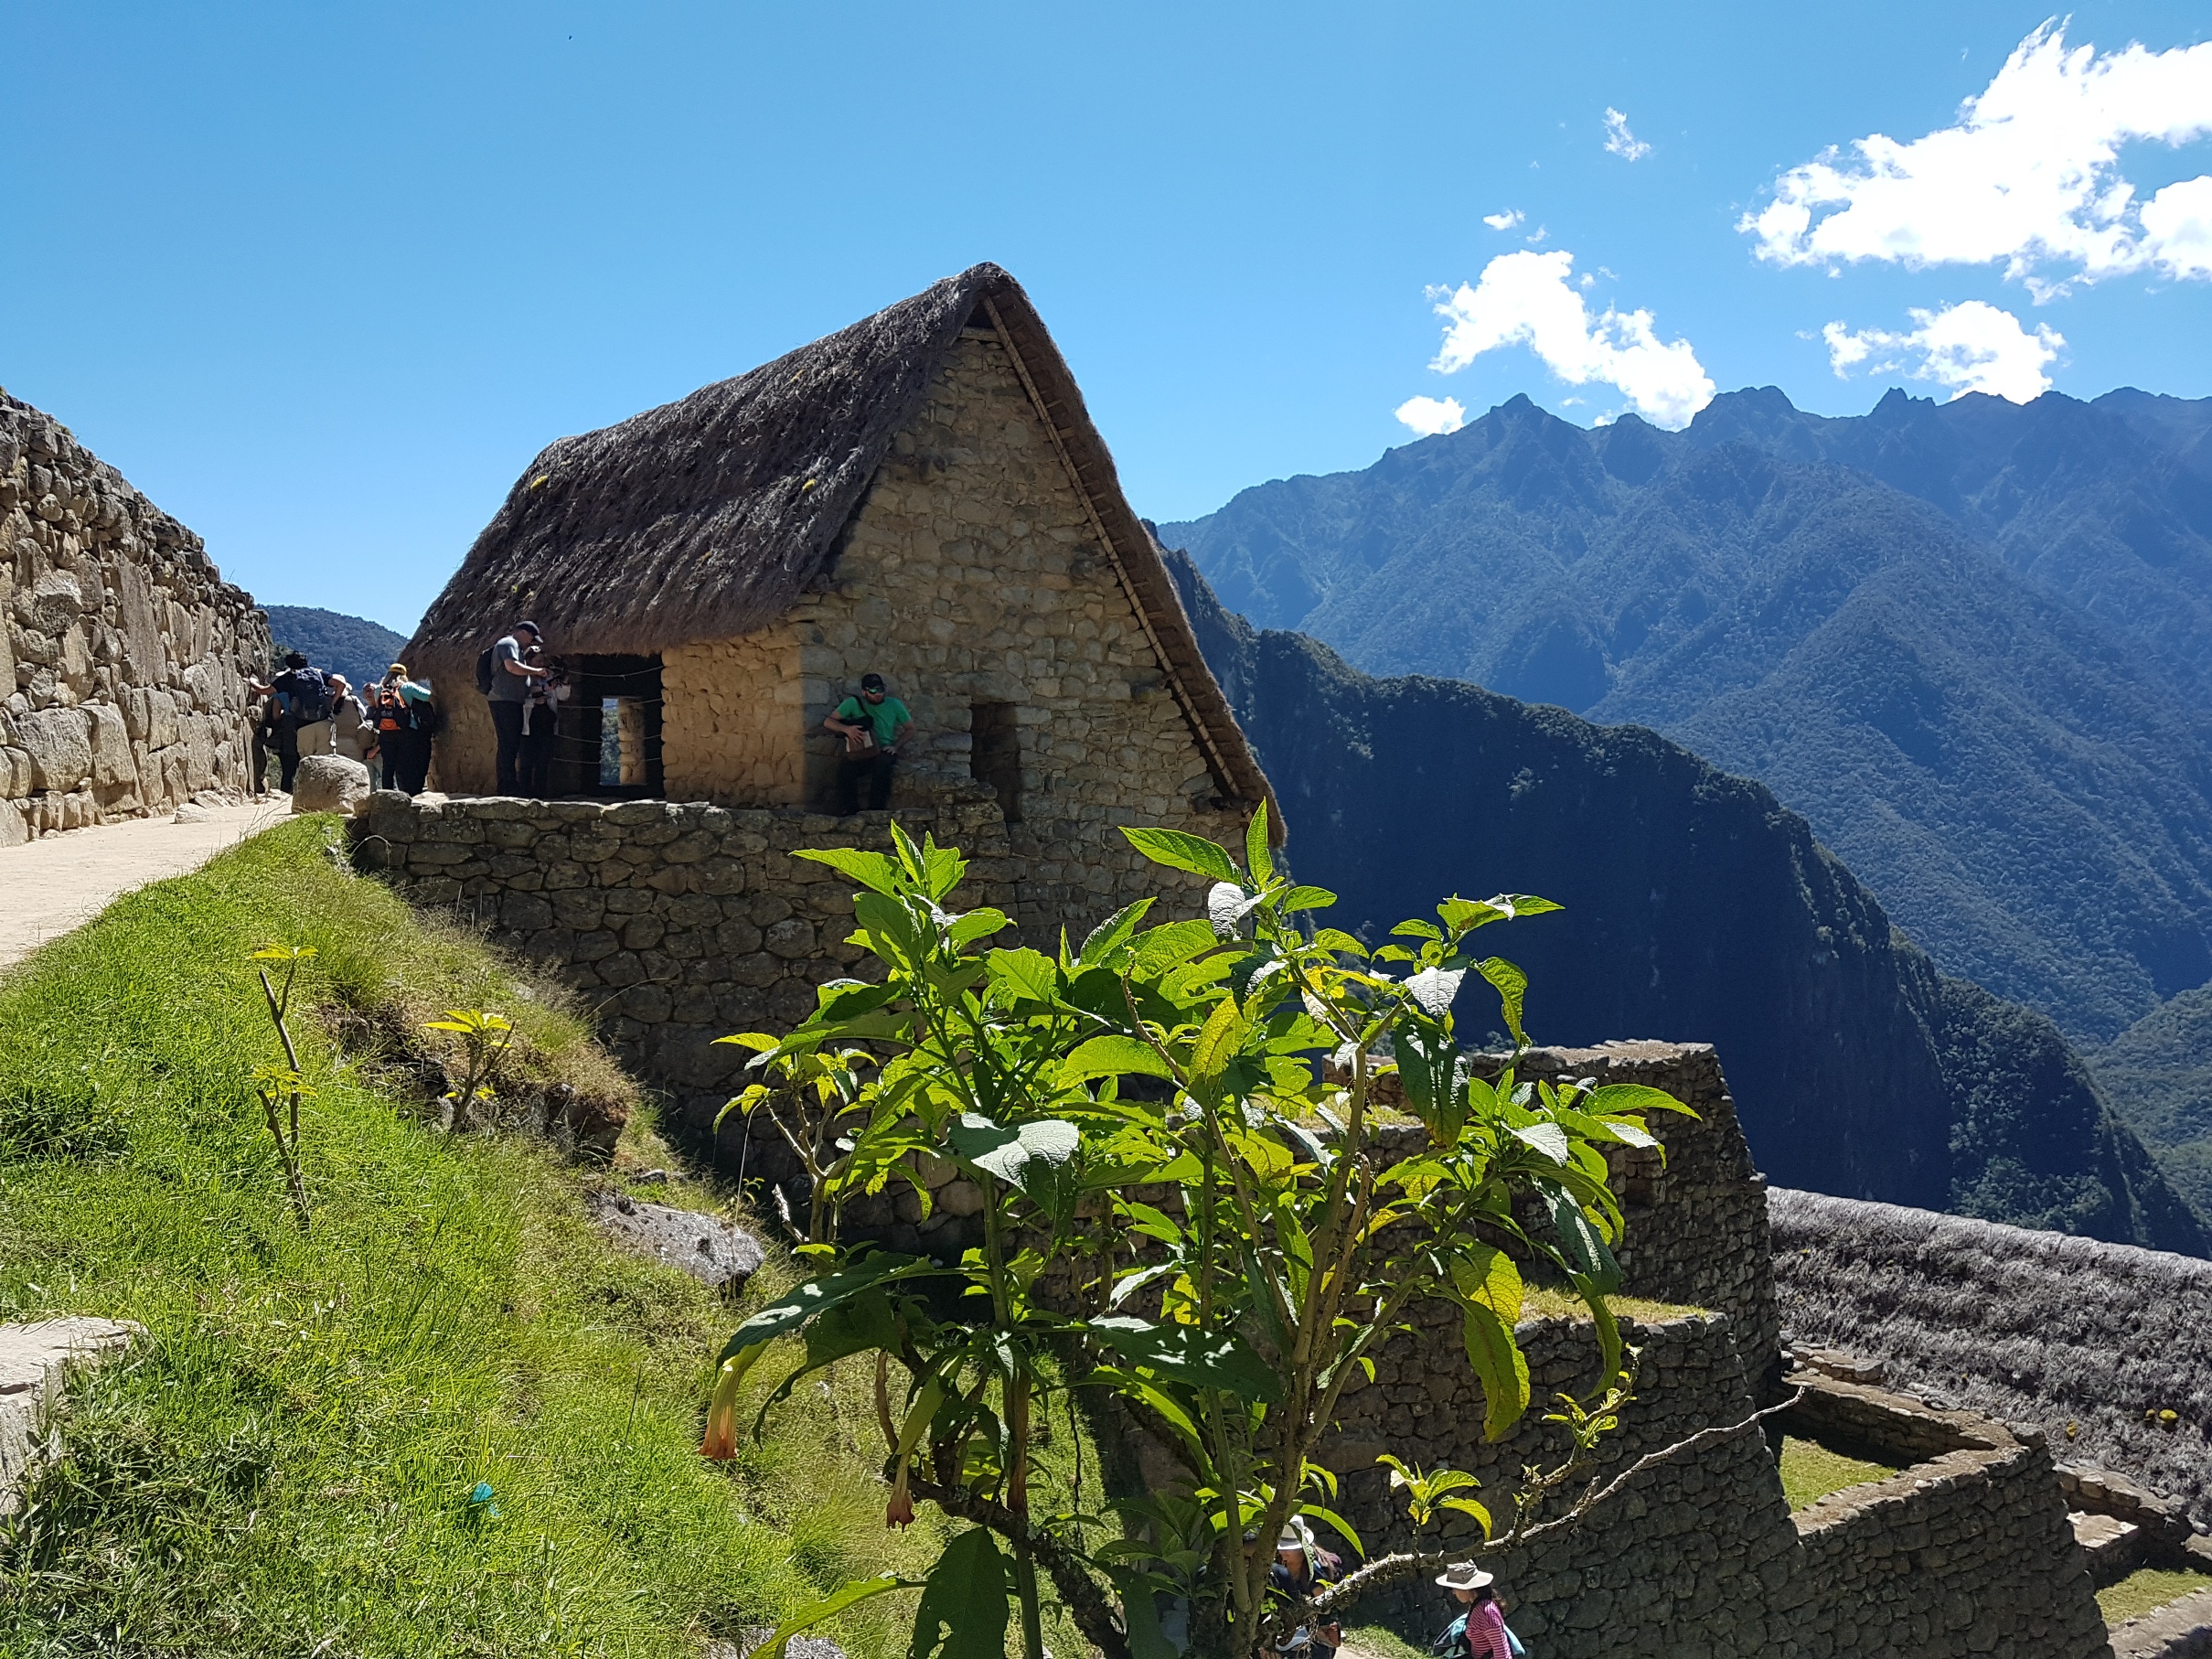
[485,620,543,796]
[369,663,435,796]
[518,646,569,797]
[327,674,377,766]
[248,651,336,794]
[1269,1525,1341,1659]
[825,671,913,814]
[1433,1563,1516,1659]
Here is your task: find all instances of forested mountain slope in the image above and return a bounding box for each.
[1159,390,2212,1049]
[263,605,408,691]
[1160,547,2204,1254]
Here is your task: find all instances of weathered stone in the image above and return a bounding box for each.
[10,706,91,791]
[291,753,373,814]
[584,1192,764,1290]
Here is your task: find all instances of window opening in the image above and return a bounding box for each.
[566,654,662,797]
[971,701,1021,823]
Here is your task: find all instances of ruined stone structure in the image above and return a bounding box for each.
[0,391,265,841]
[401,264,1277,928]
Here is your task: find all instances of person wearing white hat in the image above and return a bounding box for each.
[1269,1522,1343,1659]
[1432,1563,1517,1659]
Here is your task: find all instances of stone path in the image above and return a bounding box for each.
[0,800,288,972]
[0,1317,142,1512]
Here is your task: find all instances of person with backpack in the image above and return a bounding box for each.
[369,663,435,796]
[248,651,335,793]
[478,621,544,796]
[824,671,913,814]
[1433,1564,1522,1659]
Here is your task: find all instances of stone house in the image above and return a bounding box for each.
[403,263,1281,914]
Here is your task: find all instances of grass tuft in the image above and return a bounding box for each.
[1776,1435,1899,1511]
[2098,1565,2212,1627]
[0,818,948,1657]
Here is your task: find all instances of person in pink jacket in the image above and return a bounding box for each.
[1434,1562,1516,1659]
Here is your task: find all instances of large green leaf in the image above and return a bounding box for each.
[792,847,904,897]
[1080,898,1156,968]
[814,979,900,1020]
[1570,1271,1625,1389]
[1545,1188,1622,1293]
[948,1114,1080,1208]
[1511,1122,1571,1165]
[744,1574,916,1659]
[1121,826,1242,883]
[1244,802,1275,886]
[1403,965,1465,1017]
[1057,1035,1176,1086]
[1188,993,1248,1090]
[1460,1301,1532,1441]
[985,947,1059,1005]
[1131,918,1224,979]
[1586,1082,1697,1118]
[945,907,1011,947]
[717,1256,938,1364]
[910,1527,1011,1659]
[1477,957,1528,1045]
[1085,1315,1284,1402]
[1448,1244,1524,1327]
[754,1287,904,1423]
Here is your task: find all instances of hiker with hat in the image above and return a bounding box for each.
[1432,1563,1520,1659]
[1268,1521,1343,1659]
[825,671,914,815]
[482,621,545,796]
[369,663,436,796]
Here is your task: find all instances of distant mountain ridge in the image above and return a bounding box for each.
[1159,387,2212,1053]
[263,605,408,692]
[1160,547,2205,1255]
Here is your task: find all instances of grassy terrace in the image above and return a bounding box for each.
[0,819,948,1657]
[1777,1437,1900,1512]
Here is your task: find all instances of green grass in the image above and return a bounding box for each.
[2099,1565,2212,1627]
[0,818,955,1658]
[1776,1435,1899,1511]
[1343,1621,1437,1659]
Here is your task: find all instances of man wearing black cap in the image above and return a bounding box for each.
[825,672,913,813]
[486,621,543,795]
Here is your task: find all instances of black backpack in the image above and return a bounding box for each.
[476,648,497,696]
[287,668,332,724]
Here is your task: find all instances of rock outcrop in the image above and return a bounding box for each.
[291,753,372,815]
[0,391,267,842]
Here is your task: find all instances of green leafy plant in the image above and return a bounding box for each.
[422,1009,514,1131]
[249,945,317,1232]
[708,814,1704,1659]
[714,1040,879,1244]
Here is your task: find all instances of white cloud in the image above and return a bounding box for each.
[1742,22,2212,291]
[1395,395,1468,437]
[1603,108,1651,161]
[1822,299,2065,401]
[1483,209,1524,230]
[2142,175,2212,276]
[1424,251,1715,428]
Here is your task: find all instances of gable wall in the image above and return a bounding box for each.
[661,328,1245,925]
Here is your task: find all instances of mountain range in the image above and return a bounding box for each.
[262,605,408,692]
[1160,547,2204,1255]
[1160,386,2212,1217]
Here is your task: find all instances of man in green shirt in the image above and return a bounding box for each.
[826,671,914,813]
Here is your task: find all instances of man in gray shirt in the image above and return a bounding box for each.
[487,621,541,795]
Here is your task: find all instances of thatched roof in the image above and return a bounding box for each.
[407,263,1277,827]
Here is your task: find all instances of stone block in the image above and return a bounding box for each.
[291,754,373,815]
[9,706,91,791]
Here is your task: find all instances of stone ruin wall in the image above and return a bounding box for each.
[351,791,1215,1149]
[0,391,265,842]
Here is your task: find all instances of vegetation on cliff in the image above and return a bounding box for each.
[1160,388,2212,1054]
[263,604,408,690]
[1163,549,2204,1253]
[0,820,945,1655]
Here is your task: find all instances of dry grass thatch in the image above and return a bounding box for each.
[1770,1186,2212,1524]
[403,263,1276,828]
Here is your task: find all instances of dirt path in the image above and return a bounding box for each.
[0,801,291,972]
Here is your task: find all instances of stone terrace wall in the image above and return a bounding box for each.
[1785,1376,2108,1659]
[1328,1316,2103,1657]
[0,391,266,842]
[352,793,1027,1143]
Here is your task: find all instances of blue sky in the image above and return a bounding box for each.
[5,1,2210,636]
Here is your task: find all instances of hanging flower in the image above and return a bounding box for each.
[700,1355,745,1461]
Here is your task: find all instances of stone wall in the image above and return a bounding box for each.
[353,792,1033,1138]
[0,391,265,841]
[1321,1316,2105,1657]
[664,628,805,806]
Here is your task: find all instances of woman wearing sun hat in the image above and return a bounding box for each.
[1269,1520,1342,1659]
[1433,1562,1520,1659]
